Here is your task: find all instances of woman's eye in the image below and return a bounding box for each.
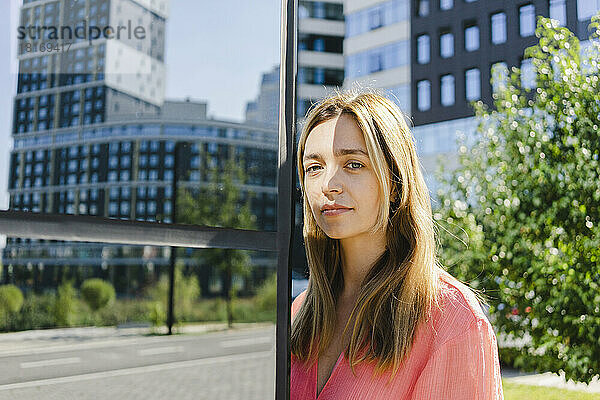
[347,162,364,169]
[305,165,321,173]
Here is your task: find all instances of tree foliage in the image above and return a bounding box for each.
[80,279,116,312]
[435,16,600,383]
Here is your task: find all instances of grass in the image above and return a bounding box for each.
[503,380,598,399]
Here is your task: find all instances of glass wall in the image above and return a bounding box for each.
[1,1,282,397]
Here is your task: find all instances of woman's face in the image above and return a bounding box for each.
[302,114,383,241]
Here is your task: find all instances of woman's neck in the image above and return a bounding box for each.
[339,229,387,299]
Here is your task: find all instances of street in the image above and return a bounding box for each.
[0,325,275,399]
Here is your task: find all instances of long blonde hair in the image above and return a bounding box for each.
[291,90,441,379]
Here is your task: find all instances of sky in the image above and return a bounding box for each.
[0,0,281,245]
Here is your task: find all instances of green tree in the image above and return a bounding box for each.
[80,279,116,312]
[0,284,24,329]
[435,16,600,383]
[177,158,257,328]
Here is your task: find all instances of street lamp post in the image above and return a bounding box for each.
[166,141,182,335]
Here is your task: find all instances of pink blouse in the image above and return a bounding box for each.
[291,274,504,400]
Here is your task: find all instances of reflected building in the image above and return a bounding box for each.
[245,66,280,128]
[4,0,278,296]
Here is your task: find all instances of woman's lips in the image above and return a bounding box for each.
[322,208,352,216]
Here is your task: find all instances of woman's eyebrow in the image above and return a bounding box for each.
[303,148,369,162]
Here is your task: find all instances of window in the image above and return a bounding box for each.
[109,202,118,215]
[368,8,382,30]
[109,156,118,168]
[369,53,383,73]
[417,35,430,64]
[464,25,479,51]
[147,201,157,214]
[549,0,567,26]
[417,80,431,111]
[520,4,536,37]
[440,32,454,58]
[440,0,453,10]
[577,0,600,21]
[491,12,507,44]
[521,58,536,89]
[441,75,455,106]
[418,0,429,16]
[465,68,481,101]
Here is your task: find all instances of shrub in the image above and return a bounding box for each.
[5,294,54,332]
[0,284,24,314]
[146,266,200,324]
[0,284,24,329]
[255,273,277,313]
[53,281,76,327]
[96,299,152,326]
[80,279,115,312]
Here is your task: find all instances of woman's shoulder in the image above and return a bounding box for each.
[291,290,308,320]
[427,270,491,347]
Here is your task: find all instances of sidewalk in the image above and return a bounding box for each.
[502,368,600,394]
[0,322,274,355]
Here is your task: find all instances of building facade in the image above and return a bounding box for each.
[410,0,597,195]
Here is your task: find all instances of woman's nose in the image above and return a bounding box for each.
[321,169,343,196]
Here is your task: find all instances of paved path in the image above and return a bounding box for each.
[502,368,600,394]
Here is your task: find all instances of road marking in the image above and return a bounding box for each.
[220,336,272,348]
[0,338,155,358]
[138,346,184,356]
[20,357,81,369]
[0,351,272,391]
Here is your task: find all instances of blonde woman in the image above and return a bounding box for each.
[290,90,503,399]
